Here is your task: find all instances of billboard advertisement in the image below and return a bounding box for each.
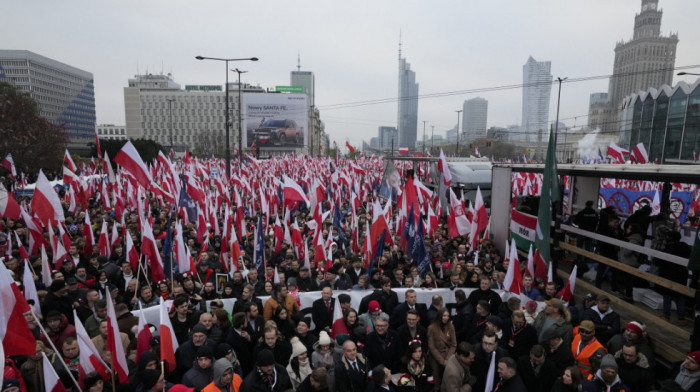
[243,93,308,149]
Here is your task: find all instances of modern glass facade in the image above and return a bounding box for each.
[620,80,700,162]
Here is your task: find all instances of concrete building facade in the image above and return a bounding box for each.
[96,124,127,140]
[462,97,488,143]
[0,50,95,154]
[521,56,552,143]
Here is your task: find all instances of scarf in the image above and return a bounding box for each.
[407,357,425,377]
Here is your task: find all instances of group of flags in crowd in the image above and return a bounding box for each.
[0,129,686,387]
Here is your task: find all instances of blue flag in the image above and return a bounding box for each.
[332,202,348,251]
[414,218,432,275]
[254,215,266,277]
[178,179,197,223]
[367,229,386,276]
[403,206,417,251]
[162,207,177,278]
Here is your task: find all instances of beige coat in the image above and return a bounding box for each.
[427,323,457,364]
[441,354,474,392]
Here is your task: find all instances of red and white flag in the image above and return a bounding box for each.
[141,220,166,282]
[64,149,77,172]
[98,220,111,257]
[503,238,523,295]
[345,137,355,153]
[0,183,21,220]
[31,170,65,225]
[174,222,193,274]
[114,140,153,189]
[283,175,310,208]
[22,260,41,315]
[438,149,452,186]
[606,141,629,164]
[1,154,16,178]
[159,301,179,372]
[556,265,577,303]
[470,186,488,250]
[630,142,648,164]
[73,310,109,379]
[42,352,68,392]
[135,303,153,363]
[83,212,95,257]
[525,245,535,277]
[449,188,470,236]
[0,261,36,357]
[126,230,140,272]
[104,290,129,383]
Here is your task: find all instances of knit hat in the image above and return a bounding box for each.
[46,310,62,321]
[83,372,103,389]
[579,320,595,333]
[368,300,381,313]
[215,343,234,359]
[600,354,618,370]
[2,379,20,390]
[168,386,195,392]
[257,349,275,366]
[525,300,538,313]
[688,350,700,364]
[336,333,351,346]
[197,345,214,359]
[318,330,332,346]
[191,323,208,336]
[625,321,644,336]
[138,369,162,390]
[290,336,307,359]
[49,279,66,292]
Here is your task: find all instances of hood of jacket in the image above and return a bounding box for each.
[614,350,650,369]
[212,358,233,387]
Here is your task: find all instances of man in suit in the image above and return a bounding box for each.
[311,287,336,333]
[334,340,370,392]
[397,309,428,354]
[346,257,366,286]
[517,344,557,392]
[244,302,265,343]
[390,289,427,330]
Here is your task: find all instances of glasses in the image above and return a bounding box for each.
[580,329,593,334]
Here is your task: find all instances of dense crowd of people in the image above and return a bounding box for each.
[1,156,699,392]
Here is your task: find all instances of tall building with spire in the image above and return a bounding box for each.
[521,56,552,143]
[397,39,419,149]
[588,0,678,135]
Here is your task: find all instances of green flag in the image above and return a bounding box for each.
[689,228,700,271]
[535,126,560,264]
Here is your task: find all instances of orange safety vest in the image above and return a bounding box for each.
[201,373,243,392]
[570,329,606,377]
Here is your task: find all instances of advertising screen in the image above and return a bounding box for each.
[243,93,308,149]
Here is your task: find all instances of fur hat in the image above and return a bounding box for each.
[290,336,307,359]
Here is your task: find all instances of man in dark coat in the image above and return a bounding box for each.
[311,287,336,333]
[493,357,527,392]
[542,326,575,376]
[42,280,75,323]
[363,315,402,371]
[396,310,428,354]
[226,312,254,376]
[241,349,292,392]
[615,343,655,392]
[390,289,427,330]
[334,341,370,392]
[471,330,508,392]
[181,345,215,391]
[175,323,217,378]
[501,310,538,360]
[517,345,558,392]
[467,275,502,313]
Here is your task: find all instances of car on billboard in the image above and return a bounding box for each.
[253,119,304,146]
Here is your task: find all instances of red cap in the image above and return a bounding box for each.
[442,261,452,270]
[369,300,381,313]
[689,351,700,364]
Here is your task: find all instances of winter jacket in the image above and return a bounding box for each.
[618,232,644,267]
[241,364,292,392]
[582,306,620,346]
[441,354,475,392]
[182,355,214,392]
[427,323,457,366]
[40,313,76,349]
[614,351,654,392]
[589,370,628,392]
[201,358,243,392]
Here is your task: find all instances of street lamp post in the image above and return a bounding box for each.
[554,77,567,159]
[431,125,434,152]
[422,120,427,156]
[195,56,258,177]
[455,110,462,156]
[233,68,247,170]
[166,98,175,150]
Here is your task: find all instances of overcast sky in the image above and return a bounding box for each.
[5,0,700,147]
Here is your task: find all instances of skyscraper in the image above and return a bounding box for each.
[398,45,419,149]
[521,56,552,143]
[378,126,398,150]
[588,0,678,133]
[462,97,488,143]
[0,50,95,154]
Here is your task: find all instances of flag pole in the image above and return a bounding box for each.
[111,361,117,392]
[133,259,142,304]
[170,251,175,295]
[32,309,83,392]
[138,254,151,288]
[161,361,166,392]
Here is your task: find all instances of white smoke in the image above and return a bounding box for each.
[577,129,605,162]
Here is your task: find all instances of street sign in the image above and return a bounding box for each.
[275,86,304,93]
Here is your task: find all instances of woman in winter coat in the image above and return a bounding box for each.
[550,366,590,392]
[311,331,335,370]
[427,308,457,389]
[287,336,313,390]
[396,341,434,392]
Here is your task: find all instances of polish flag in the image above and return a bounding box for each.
[0,183,21,220]
[503,238,523,295]
[40,245,53,287]
[273,215,284,255]
[525,245,535,277]
[94,130,102,158]
[83,213,95,257]
[126,230,140,272]
[1,154,16,177]
[630,142,648,164]
[606,141,629,164]
[159,301,179,372]
[42,352,67,392]
[31,170,65,225]
[330,294,348,339]
[313,228,326,269]
[98,220,111,257]
[62,166,80,187]
[556,265,577,303]
[110,221,120,251]
[141,220,166,282]
[114,141,153,189]
[470,186,488,250]
[228,225,242,274]
[104,290,129,383]
[0,261,36,357]
[283,175,310,209]
[438,149,452,186]
[449,188,470,236]
[50,229,71,269]
[290,220,305,261]
[345,137,355,153]
[174,222,192,274]
[135,303,153,363]
[22,260,41,315]
[73,310,109,379]
[534,249,548,283]
[67,186,77,214]
[64,149,77,172]
[58,223,72,252]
